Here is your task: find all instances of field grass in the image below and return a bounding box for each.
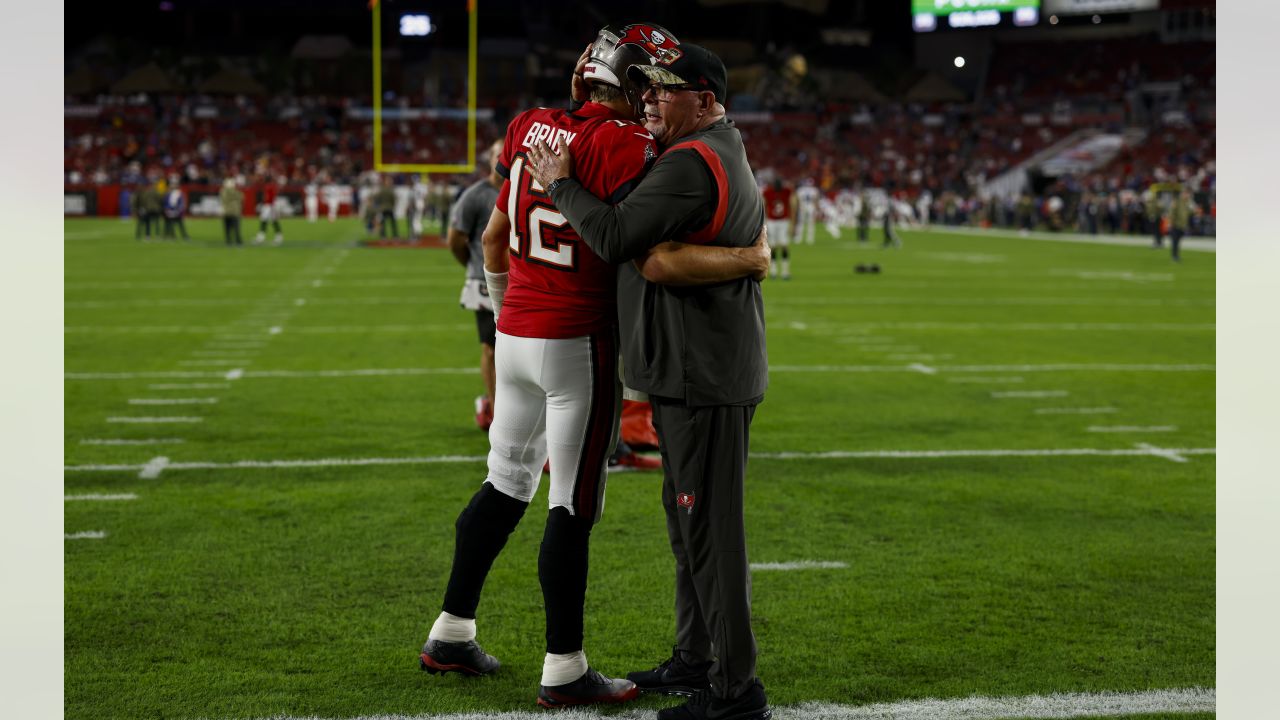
[64,217,1215,719]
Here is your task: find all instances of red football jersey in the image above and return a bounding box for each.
[261,183,278,204]
[763,186,793,220]
[496,102,656,339]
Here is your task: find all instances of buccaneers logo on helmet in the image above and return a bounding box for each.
[616,24,683,65]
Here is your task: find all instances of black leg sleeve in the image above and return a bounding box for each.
[539,506,593,654]
[441,482,529,618]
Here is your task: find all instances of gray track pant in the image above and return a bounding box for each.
[650,398,760,700]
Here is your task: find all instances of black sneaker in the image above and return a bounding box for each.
[656,680,771,720]
[627,646,713,696]
[536,667,639,708]
[419,639,500,676]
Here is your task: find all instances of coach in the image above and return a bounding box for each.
[527,43,770,720]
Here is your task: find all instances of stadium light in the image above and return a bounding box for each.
[954,56,966,69]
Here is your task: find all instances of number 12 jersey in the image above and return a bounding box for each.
[495,102,657,339]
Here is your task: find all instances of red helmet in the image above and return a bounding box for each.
[583,23,681,117]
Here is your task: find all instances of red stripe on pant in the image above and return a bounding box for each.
[572,330,617,521]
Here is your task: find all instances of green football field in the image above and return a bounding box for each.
[64,217,1215,720]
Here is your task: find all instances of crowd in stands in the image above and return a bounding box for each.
[65,34,1214,236]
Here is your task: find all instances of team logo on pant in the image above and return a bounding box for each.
[676,492,696,514]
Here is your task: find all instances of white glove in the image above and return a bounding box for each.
[483,269,508,320]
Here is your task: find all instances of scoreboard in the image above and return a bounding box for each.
[912,0,1042,32]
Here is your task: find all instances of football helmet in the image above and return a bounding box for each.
[583,23,681,117]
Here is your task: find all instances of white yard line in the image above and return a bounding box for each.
[218,686,1214,719]
[65,493,137,501]
[923,224,1217,252]
[191,350,257,357]
[63,446,1215,478]
[178,359,249,366]
[80,438,185,445]
[992,391,1069,398]
[65,531,107,540]
[105,416,203,424]
[147,383,230,390]
[948,377,1024,384]
[751,447,1214,463]
[1135,443,1191,463]
[128,398,219,405]
[66,363,1213,381]
[1035,407,1118,415]
[751,561,849,571]
[1088,426,1177,433]
[907,363,937,375]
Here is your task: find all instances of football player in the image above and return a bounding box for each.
[763,178,796,279]
[420,23,678,708]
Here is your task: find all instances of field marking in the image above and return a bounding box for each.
[888,354,952,361]
[66,363,1213,381]
[1087,426,1177,433]
[65,531,107,540]
[191,350,256,357]
[1135,443,1190,463]
[923,223,1217,252]
[128,398,219,405]
[992,391,1069,398]
[65,493,137,501]
[948,377,1024,384]
[770,297,1211,308]
[269,326,283,335]
[80,438,186,445]
[63,446,1215,477]
[148,383,231,390]
[69,321,1212,334]
[907,363,936,375]
[139,456,170,479]
[751,561,848,571]
[1051,269,1175,283]
[917,251,1007,264]
[751,447,1214,463]
[178,359,249,367]
[106,416,203,424]
[1035,407,1118,415]
[294,298,307,306]
[215,686,1214,719]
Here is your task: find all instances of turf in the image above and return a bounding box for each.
[64,218,1215,718]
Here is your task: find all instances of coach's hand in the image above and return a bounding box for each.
[746,224,771,281]
[527,139,573,192]
[571,43,592,104]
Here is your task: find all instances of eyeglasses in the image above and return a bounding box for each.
[643,82,696,101]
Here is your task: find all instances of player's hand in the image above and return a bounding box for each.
[746,224,770,281]
[527,139,573,192]
[571,42,592,103]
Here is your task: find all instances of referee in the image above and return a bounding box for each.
[528,43,771,720]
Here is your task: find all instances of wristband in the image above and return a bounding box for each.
[546,177,572,195]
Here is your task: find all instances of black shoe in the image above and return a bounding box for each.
[419,639,500,676]
[627,646,713,696]
[537,667,639,708]
[657,681,771,720]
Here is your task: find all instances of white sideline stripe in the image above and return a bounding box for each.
[1088,425,1177,433]
[948,377,1024,384]
[65,493,137,501]
[65,363,1214,381]
[129,398,219,405]
[106,416,203,424]
[223,686,1215,719]
[1035,407,1118,415]
[923,223,1217,252]
[65,531,107,540]
[63,447,1216,474]
[907,363,936,375]
[751,561,848,571]
[992,391,1069,398]
[148,383,230,390]
[81,438,185,445]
